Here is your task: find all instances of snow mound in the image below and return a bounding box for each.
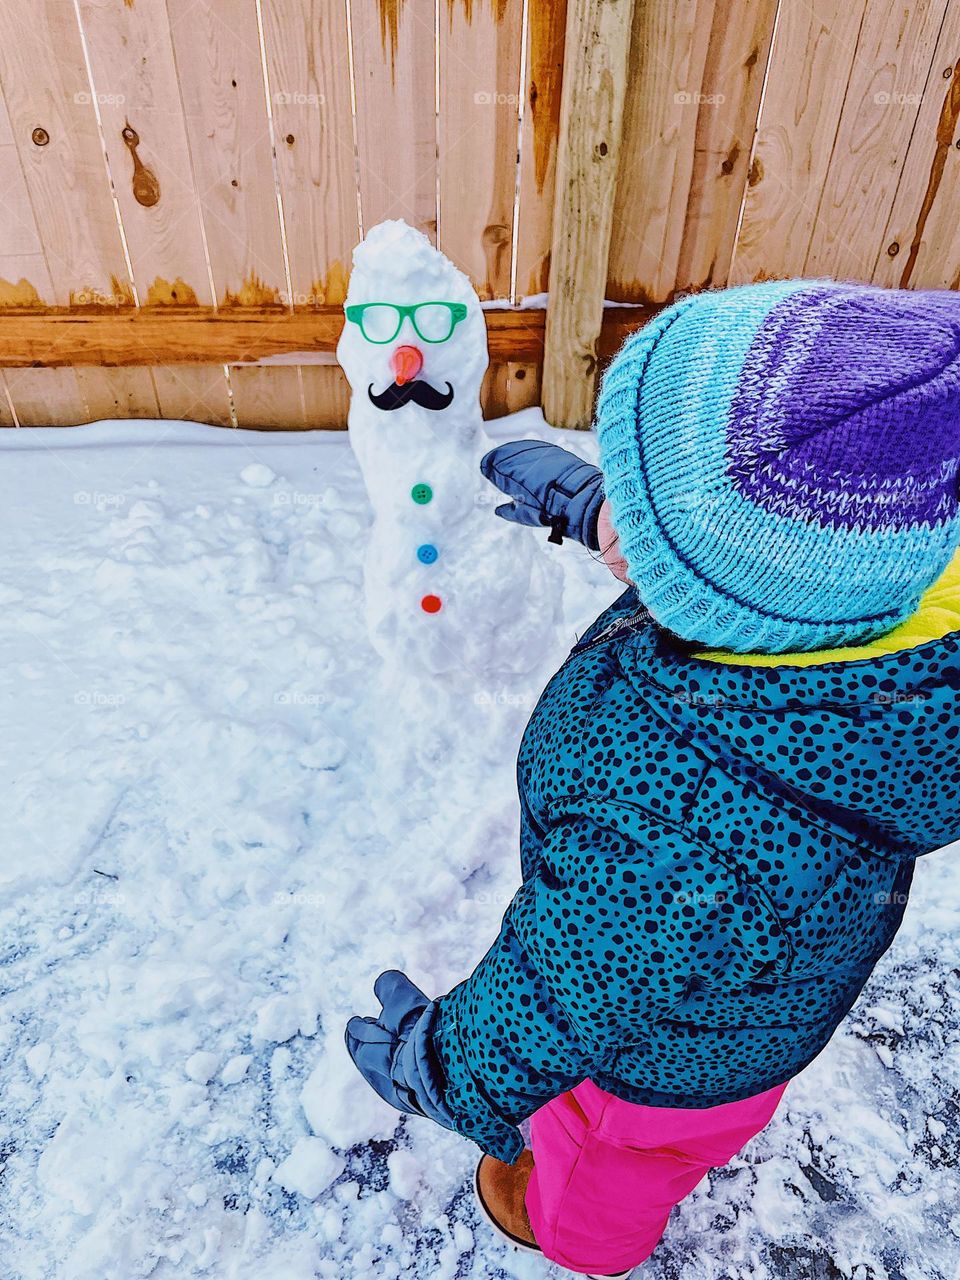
[1,418,958,1279]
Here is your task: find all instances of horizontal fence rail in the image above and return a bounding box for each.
[0,306,652,366]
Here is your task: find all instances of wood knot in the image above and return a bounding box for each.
[887,241,900,257]
[122,123,160,207]
[31,126,49,146]
[721,143,740,176]
[482,223,510,248]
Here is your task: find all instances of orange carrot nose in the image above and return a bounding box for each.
[391,344,423,386]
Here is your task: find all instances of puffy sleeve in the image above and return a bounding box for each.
[434,813,783,1162]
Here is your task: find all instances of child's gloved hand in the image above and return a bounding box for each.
[345,970,455,1130]
[480,440,604,549]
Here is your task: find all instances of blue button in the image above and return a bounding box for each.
[417,543,439,565]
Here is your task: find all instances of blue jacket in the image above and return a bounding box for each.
[435,589,960,1161]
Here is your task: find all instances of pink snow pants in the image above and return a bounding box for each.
[525,1079,787,1274]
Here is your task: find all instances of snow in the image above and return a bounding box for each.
[222,1056,253,1086]
[239,463,277,489]
[386,1149,421,1200]
[1,414,959,1279]
[272,1138,344,1200]
[185,1052,220,1085]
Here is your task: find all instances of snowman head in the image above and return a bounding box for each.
[337,221,488,448]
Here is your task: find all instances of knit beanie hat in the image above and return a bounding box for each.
[595,280,960,653]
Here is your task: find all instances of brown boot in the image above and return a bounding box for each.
[473,1149,539,1251]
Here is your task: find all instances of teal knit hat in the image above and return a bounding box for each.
[595,280,960,653]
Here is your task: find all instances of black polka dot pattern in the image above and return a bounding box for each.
[437,589,960,1163]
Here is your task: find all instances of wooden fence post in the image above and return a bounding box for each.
[543,0,636,429]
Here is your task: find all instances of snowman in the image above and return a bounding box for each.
[336,220,560,686]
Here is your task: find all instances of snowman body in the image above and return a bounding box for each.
[337,220,559,682]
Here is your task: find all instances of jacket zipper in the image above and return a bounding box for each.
[572,609,649,656]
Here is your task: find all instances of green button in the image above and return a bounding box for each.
[411,483,433,505]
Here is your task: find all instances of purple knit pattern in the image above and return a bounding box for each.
[726,285,960,530]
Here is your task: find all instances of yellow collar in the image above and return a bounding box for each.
[697,550,960,668]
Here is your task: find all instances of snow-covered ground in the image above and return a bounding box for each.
[2,417,959,1280]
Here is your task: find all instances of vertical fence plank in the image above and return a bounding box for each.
[76,0,211,305]
[167,0,287,305]
[0,0,130,423]
[438,0,524,299]
[4,370,88,426]
[605,0,713,303]
[482,359,541,418]
[671,0,777,293]
[0,91,54,307]
[543,0,635,428]
[300,365,351,428]
[731,0,868,284]
[230,364,303,428]
[76,367,161,419]
[151,365,234,426]
[872,8,960,290]
[350,0,437,239]
[262,0,359,308]
[165,0,298,427]
[74,0,235,427]
[0,1,132,308]
[803,0,950,280]
[607,0,776,303]
[0,90,73,424]
[514,0,567,299]
[0,379,14,426]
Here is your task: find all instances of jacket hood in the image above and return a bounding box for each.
[617,603,960,862]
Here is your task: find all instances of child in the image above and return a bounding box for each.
[345,280,960,1277]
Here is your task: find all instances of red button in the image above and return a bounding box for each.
[421,594,442,614]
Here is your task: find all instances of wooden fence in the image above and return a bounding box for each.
[0,0,958,430]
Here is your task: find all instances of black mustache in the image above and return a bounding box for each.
[367,379,455,411]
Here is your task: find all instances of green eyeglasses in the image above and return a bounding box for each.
[344,301,468,345]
